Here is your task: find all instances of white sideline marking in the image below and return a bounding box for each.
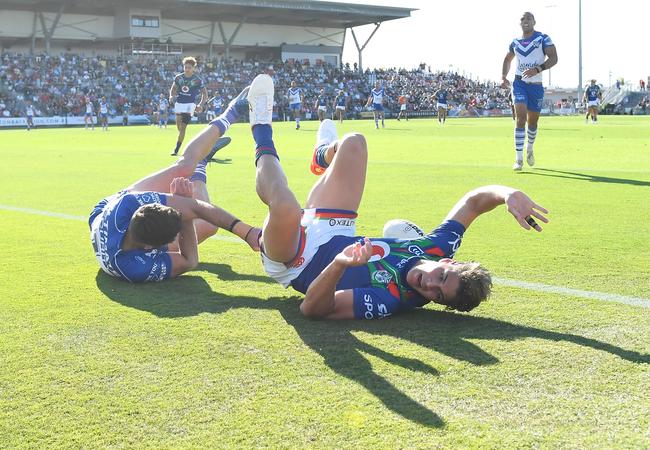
[2,204,649,308]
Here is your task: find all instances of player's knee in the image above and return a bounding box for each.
[339,133,367,157]
[270,197,301,223]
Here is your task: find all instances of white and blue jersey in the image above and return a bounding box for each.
[158,98,169,113]
[26,106,34,117]
[509,31,554,83]
[89,191,172,283]
[99,100,108,116]
[85,101,94,116]
[210,96,223,114]
[288,87,303,110]
[290,220,465,319]
[371,87,385,111]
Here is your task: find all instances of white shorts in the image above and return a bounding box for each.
[336,106,346,111]
[318,106,327,112]
[174,102,196,115]
[587,100,599,108]
[437,103,448,110]
[261,208,357,287]
[400,104,407,111]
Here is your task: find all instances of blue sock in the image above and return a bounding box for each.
[191,162,207,184]
[252,124,279,165]
[210,102,241,135]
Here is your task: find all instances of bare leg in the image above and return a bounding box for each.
[305,133,367,211]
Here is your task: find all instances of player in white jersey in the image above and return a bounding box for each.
[501,12,558,171]
[158,93,169,128]
[99,96,109,131]
[583,79,602,124]
[287,81,304,129]
[365,81,386,129]
[84,96,95,130]
[25,102,34,131]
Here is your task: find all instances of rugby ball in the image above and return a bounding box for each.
[382,219,425,239]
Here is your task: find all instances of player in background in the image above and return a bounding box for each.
[169,56,208,156]
[502,11,558,171]
[583,79,602,124]
[314,88,328,122]
[366,81,386,129]
[333,89,347,124]
[89,87,258,283]
[25,102,34,131]
[245,74,548,320]
[397,94,409,121]
[158,94,169,129]
[205,92,223,123]
[287,81,304,130]
[433,87,449,124]
[99,96,109,131]
[84,96,94,130]
[122,102,130,126]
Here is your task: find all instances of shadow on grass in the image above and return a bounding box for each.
[522,168,650,187]
[196,262,276,284]
[96,270,649,428]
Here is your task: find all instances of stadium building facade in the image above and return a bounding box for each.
[0,0,413,69]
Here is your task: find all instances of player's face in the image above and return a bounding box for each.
[520,13,535,33]
[375,82,380,88]
[291,81,296,88]
[184,62,194,75]
[406,259,461,306]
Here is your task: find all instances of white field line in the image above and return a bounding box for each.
[2,204,649,308]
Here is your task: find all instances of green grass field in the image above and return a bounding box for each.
[1,116,649,448]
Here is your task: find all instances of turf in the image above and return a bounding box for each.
[1,116,648,448]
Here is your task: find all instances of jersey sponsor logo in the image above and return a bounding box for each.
[408,245,424,256]
[135,256,145,264]
[181,86,189,93]
[448,232,462,256]
[373,270,392,284]
[368,241,391,262]
[396,257,410,269]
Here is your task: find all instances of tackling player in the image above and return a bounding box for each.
[583,79,602,124]
[89,87,259,283]
[246,74,548,320]
[314,88,328,122]
[287,81,304,129]
[502,12,558,171]
[366,81,386,129]
[169,56,208,156]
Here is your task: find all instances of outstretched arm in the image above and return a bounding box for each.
[301,238,373,320]
[445,185,549,231]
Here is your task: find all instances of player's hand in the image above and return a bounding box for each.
[170,177,194,198]
[194,105,203,113]
[335,237,373,267]
[501,77,511,88]
[522,67,540,79]
[505,191,549,232]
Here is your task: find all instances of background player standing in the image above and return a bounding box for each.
[158,94,169,128]
[169,57,208,156]
[25,102,34,131]
[333,89,347,124]
[583,80,602,124]
[397,93,409,121]
[433,87,449,124]
[84,96,94,130]
[98,96,109,131]
[314,88,328,122]
[287,81,304,129]
[366,81,386,129]
[501,12,558,171]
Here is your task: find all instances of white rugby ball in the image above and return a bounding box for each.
[382,219,425,239]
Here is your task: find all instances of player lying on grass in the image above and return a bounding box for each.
[89,87,260,282]
[246,74,549,320]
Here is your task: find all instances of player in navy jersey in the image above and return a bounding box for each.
[246,74,548,319]
[333,89,347,124]
[314,88,328,122]
[583,80,602,124]
[365,81,386,129]
[287,81,304,129]
[432,87,449,124]
[169,57,208,156]
[502,12,558,171]
[89,86,259,283]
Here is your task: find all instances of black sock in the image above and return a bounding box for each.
[173,141,181,154]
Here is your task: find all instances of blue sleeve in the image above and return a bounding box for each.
[353,287,406,320]
[542,34,554,49]
[114,249,172,283]
[425,220,466,258]
[508,41,515,52]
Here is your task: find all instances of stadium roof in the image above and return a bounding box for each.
[0,0,415,28]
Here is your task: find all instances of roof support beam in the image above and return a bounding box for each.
[37,1,66,55]
[350,22,380,73]
[207,21,216,59]
[218,18,245,60]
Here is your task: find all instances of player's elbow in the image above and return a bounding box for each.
[299,298,326,319]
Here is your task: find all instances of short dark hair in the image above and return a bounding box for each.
[447,262,492,312]
[130,204,182,247]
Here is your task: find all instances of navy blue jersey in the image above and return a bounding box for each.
[291,220,465,318]
[174,73,205,104]
[586,85,601,101]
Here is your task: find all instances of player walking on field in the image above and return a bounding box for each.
[583,80,602,124]
[169,57,208,156]
[501,12,558,171]
[333,89,347,124]
[432,87,449,124]
[287,81,304,130]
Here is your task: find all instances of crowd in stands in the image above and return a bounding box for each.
[0,52,514,119]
